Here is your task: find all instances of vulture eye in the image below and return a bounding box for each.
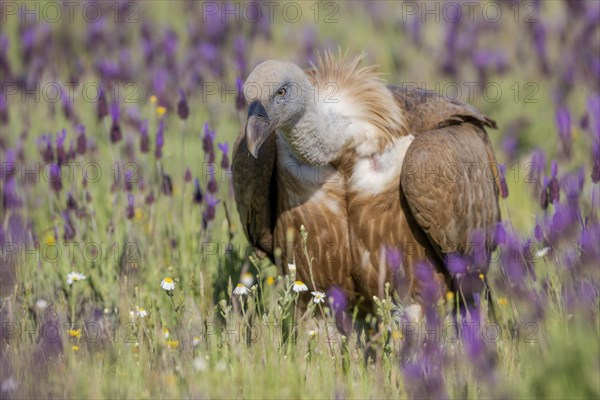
[276,87,286,97]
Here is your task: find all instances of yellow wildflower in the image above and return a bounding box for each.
[44,233,55,245]
[67,329,82,339]
[150,95,157,104]
[266,276,275,286]
[156,106,167,118]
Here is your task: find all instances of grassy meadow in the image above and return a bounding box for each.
[0,1,599,398]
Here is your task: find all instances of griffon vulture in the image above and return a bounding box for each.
[232,53,500,314]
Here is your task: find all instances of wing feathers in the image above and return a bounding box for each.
[401,124,500,255]
[232,128,277,258]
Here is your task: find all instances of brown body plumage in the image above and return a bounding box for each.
[233,54,500,313]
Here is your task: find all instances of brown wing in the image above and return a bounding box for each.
[232,128,277,260]
[400,122,500,257]
[390,85,500,256]
[388,85,497,134]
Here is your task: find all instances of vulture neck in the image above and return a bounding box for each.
[280,100,349,166]
[282,86,408,167]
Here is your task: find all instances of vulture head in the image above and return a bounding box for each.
[243,59,373,166]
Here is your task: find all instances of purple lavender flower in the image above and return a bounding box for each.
[110,103,122,143]
[66,192,77,211]
[163,28,178,59]
[97,87,108,120]
[0,91,8,125]
[61,88,75,122]
[530,22,550,75]
[471,50,494,88]
[441,13,461,76]
[555,105,572,158]
[76,125,86,155]
[177,90,189,120]
[184,167,192,183]
[153,68,168,99]
[155,119,165,159]
[593,143,600,184]
[494,222,507,246]
[587,94,600,182]
[587,93,600,138]
[124,170,133,192]
[326,286,352,335]
[126,194,135,219]
[48,163,62,193]
[461,311,497,387]
[199,42,224,78]
[540,176,549,210]
[562,168,585,203]
[202,194,220,228]
[39,134,54,163]
[233,36,247,76]
[501,133,519,162]
[548,160,560,204]
[145,191,155,205]
[446,253,468,276]
[218,142,230,170]
[580,222,600,267]
[56,129,67,166]
[161,174,172,196]
[1,149,16,182]
[386,247,410,297]
[2,177,21,209]
[530,148,546,186]
[501,117,529,161]
[207,168,218,194]
[62,211,75,241]
[193,178,203,204]
[140,120,150,153]
[203,122,216,156]
[235,78,246,111]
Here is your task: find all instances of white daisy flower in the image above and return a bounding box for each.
[240,272,254,287]
[288,263,297,273]
[35,299,48,310]
[1,377,18,392]
[66,272,86,285]
[292,280,308,293]
[233,283,250,296]
[193,357,208,372]
[160,277,175,292]
[130,306,148,319]
[535,246,551,258]
[311,291,326,303]
[192,337,201,347]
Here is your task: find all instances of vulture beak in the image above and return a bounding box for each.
[245,101,271,158]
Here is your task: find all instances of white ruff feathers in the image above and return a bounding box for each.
[350,135,415,195]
